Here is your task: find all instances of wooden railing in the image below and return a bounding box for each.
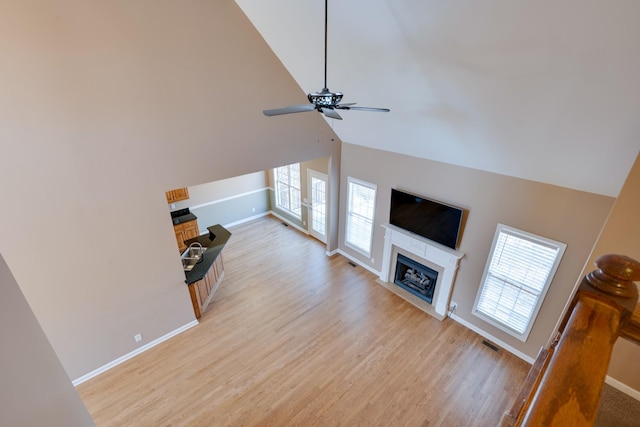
[501,254,640,426]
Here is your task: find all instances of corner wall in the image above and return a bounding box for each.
[576,152,640,394]
[0,255,94,427]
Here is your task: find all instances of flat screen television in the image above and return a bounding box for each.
[389,188,463,250]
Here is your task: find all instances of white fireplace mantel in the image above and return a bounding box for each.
[378,224,464,320]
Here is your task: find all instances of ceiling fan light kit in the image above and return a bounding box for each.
[263,0,390,120]
[308,88,343,107]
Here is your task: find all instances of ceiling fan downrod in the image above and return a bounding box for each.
[262,0,390,120]
[323,0,328,90]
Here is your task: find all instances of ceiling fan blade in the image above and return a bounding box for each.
[321,108,342,120]
[263,104,317,116]
[335,105,391,112]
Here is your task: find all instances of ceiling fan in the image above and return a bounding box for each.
[262,0,390,120]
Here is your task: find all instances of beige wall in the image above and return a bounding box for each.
[338,143,614,361]
[575,152,640,391]
[0,0,341,380]
[0,255,94,427]
[3,0,633,401]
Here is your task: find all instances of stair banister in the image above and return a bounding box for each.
[501,254,640,426]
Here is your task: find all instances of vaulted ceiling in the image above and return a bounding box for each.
[236,0,640,197]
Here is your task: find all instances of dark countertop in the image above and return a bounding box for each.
[172,213,197,225]
[183,224,231,285]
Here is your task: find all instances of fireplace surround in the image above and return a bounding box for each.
[378,224,464,320]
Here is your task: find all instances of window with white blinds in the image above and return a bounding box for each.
[473,224,566,341]
[345,177,377,256]
[274,163,302,218]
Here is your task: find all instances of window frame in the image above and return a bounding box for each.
[472,223,567,342]
[345,176,377,257]
[274,163,302,219]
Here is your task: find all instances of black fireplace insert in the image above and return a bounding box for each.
[394,254,439,304]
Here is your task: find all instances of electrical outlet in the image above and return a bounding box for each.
[252,207,256,212]
[134,333,142,343]
[447,302,458,319]
[371,257,375,264]
[170,203,175,209]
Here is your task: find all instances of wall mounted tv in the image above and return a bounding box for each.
[389,188,464,250]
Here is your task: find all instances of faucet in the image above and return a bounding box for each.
[188,242,204,258]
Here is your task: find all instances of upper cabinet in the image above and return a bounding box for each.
[166,187,189,203]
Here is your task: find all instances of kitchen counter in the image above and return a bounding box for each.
[183,224,231,285]
[170,207,198,225]
[172,212,197,225]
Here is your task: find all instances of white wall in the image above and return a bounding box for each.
[237,0,640,197]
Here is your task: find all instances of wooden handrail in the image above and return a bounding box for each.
[621,301,640,345]
[500,345,555,426]
[501,254,640,426]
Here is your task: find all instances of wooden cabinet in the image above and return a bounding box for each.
[188,254,224,319]
[174,219,199,252]
[165,187,189,203]
[182,220,199,241]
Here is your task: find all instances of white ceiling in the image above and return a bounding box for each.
[236,0,640,197]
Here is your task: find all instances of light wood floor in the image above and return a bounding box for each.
[77,215,530,426]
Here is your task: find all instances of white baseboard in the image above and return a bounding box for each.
[449,313,536,364]
[336,249,382,276]
[268,211,309,235]
[605,375,640,401]
[222,211,270,230]
[449,315,640,400]
[326,249,339,257]
[72,320,199,386]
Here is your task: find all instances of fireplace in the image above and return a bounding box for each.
[378,224,464,320]
[394,254,438,304]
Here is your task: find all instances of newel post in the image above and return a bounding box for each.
[520,254,640,426]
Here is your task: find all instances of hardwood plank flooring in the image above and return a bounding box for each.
[77,215,530,426]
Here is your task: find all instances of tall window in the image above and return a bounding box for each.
[473,224,566,341]
[345,177,377,256]
[274,163,302,218]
